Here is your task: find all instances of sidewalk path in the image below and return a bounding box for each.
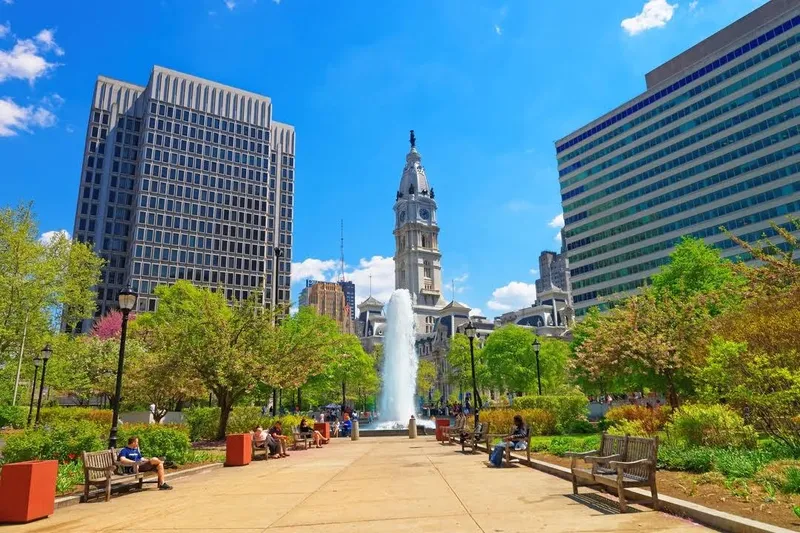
[6,437,708,532]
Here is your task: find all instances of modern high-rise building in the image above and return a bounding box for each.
[556,0,800,317]
[71,66,295,326]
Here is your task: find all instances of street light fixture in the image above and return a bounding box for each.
[108,286,137,449]
[532,337,542,396]
[464,321,480,426]
[34,344,52,427]
[272,247,283,417]
[27,354,43,427]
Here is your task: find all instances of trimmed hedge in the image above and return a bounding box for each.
[480,408,557,436]
[510,394,588,432]
[666,404,757,448]
[117,424,191,463]
[185,407,305,441]
[38,407,113,427]
[0,405,26,429]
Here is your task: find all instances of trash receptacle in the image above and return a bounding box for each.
[0,460,58,524]
[225,433,252,466]
[435,418,450,442]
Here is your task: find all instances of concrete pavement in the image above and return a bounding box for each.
[7,436,709,532]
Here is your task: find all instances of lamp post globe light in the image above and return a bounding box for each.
[532,337,542,396]
[108,286,137,449]
[464,321,480,426]
[33,344,52,427]
[27,353,43,427]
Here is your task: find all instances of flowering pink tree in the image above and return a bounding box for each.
[91,310,135,339]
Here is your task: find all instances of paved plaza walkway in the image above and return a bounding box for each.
[8,437,709,532]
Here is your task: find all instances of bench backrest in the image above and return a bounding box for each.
[624,436,658,480]
[600,433,627,458]
[82,449,116,481]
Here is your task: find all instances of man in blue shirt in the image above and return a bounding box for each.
[117,436,173,490]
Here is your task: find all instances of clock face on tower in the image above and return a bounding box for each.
[419,208,430,221]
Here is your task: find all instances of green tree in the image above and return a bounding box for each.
[416,359,437,398]
[445,333,488,393]
[483,325,537,394]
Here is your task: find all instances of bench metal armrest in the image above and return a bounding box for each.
[609,459,652,470]
[584,454,622,464]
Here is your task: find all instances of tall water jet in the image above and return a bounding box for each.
[378,289,418,425]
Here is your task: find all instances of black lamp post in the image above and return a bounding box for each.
[34,344,52,427]
[533,337,542,396]
[464,321,480,426]
[272,247,283,417]
[108,286,137,449]
[27,353,43,427]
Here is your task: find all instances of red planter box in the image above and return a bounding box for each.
[0,460,58,524]
[435,419,451,442]
[314,422,330,441]
[225,433,252,467]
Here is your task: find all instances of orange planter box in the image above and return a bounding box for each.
[314,422,330,440]
[225,433,252,467]
[0,460,58,524]
[435,419,451,442]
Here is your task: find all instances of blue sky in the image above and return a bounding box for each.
[0,0,767,318]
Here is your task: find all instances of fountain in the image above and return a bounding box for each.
[375,289,435,430]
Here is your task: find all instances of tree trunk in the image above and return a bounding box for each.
[216,391,233,441]
[272,388,277,416]
[297,388,302,411]
[667,380,680,410]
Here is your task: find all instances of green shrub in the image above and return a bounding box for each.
[509,394,588,432]
[0,405,26,429]
[607,419,651,437]
[38,407,112,427]
[226,407,267,435]
[117,424,191,464]
[658,444,715,473]
[184,408,220,441]
[1,421,104,464]
[666,404,757,448]
[565,419,596,434]
[785,467,800,494]
[714,448,772,479]
[605,405,671,435]
[56,462,84,495]
[480,408,557,436]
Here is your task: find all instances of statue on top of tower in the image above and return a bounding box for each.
[409,129,416,148]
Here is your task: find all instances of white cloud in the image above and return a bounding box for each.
[0,32,61,83]
[65,124,74,133]
[34,29,63,56]
[555,231,563,243]
[547,213,565,228]
[689,0,698,11]
[224,0,236,10]
[0,97,56,136]
[0,22,9,39]
[291,255,396,309]
[494,24,502,36]
[39,229,69,244]
[530,268,539,277]
[208,10,217,16]
[487,281,537,312]
[291,258,337,283]
[468,307,484,318]
[621,0,678,36]
[2,0,13,5]
[505,199,533,213]
[272,0,281,4]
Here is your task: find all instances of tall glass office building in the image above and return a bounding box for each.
[71,66,295,327]
[556,0,800,317]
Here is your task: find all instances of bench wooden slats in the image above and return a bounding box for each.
[292,427,310,450]
[565,433,659,512]
[443,415,466,445]
[487,426,532,466]
[461,422,490,454]
[82,449,144,502]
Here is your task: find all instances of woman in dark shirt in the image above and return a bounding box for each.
[489,415,529,467]
[299,417,328,448]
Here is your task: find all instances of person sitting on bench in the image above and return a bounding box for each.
[299,418,328,448]
[253,426,280,457]
[340,412,352,437]
[489,415,528,467]
[269,421,290,457]
[117,436,173,490]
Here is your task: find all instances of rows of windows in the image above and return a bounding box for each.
[567,138,800,245]
[557,16,800,156]
[564,71,799,196]
[563,96,800,207]
[570,158,800,271]
[565,83,800,216]
[570,178,800,268]
[149,101,271,143]
[562,58,800,190]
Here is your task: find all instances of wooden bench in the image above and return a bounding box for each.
[566,433,659,512]
[443,415,466,445]
[292,427,310,450]
[487,426,531,466]
[252,437,270,460]
[461,421,490,454]
[82,449,144,502]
